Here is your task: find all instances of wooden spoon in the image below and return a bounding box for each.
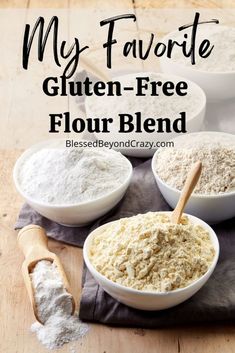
[171,161,202,224]
[17,225,75,324]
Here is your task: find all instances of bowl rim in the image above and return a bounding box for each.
[13,138,133,209]
[151,131,235,199]
[83,211,220,296]
[160,25,235,75]
[85,71,207,124]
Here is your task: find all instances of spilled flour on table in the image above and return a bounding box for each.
[30,260,89,349]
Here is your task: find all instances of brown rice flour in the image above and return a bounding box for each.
[89,213,215,292]
[155,133,235,195]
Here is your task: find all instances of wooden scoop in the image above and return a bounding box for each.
[171,161,202,224]
[17,225,75,324]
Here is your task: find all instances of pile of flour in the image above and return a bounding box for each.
[18,147,130,205]
[90,212,215,292]
[30,260,89,349]
[155,132,235,195]
[171,25,235,72]
[86,72,202,124]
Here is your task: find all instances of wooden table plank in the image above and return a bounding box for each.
[69,0,134,8]
[0,4,71,149]
[1,0,235,8]
[0,6,29,149]
[133,0,235,8]
[0,0,28,7]
[28,0,69,7]
[68,0,143,133]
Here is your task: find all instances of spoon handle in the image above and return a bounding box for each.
[171,161,202,224]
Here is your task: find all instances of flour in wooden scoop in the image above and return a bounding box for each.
[30,260,89,349]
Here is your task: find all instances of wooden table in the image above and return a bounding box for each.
[1,1,235,352]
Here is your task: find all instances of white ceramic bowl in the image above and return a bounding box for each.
[13,140,133,227]
[152,132,235,224]
[83,212,219,311]
[160,27,235,101]
[86,72,206,158]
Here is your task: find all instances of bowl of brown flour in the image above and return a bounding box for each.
[152,131,235,224]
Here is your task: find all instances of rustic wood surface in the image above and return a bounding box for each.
[1,1,235,353]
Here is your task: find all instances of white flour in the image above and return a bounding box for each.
[18,147,130,205]
[86,72,202,124]
[155,132,235,194]
[30,260,89,350]
[171,25,235,72]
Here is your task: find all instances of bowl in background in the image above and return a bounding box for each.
[152,132,235,224]
[83,212,219,311]
[160,27,235,101]
[86,72,206,158]
[13,139,133,227]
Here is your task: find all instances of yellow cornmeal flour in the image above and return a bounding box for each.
[89,212,215,292]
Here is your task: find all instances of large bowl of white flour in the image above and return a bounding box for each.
[160,25,235,101]
[13,139,133,226]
